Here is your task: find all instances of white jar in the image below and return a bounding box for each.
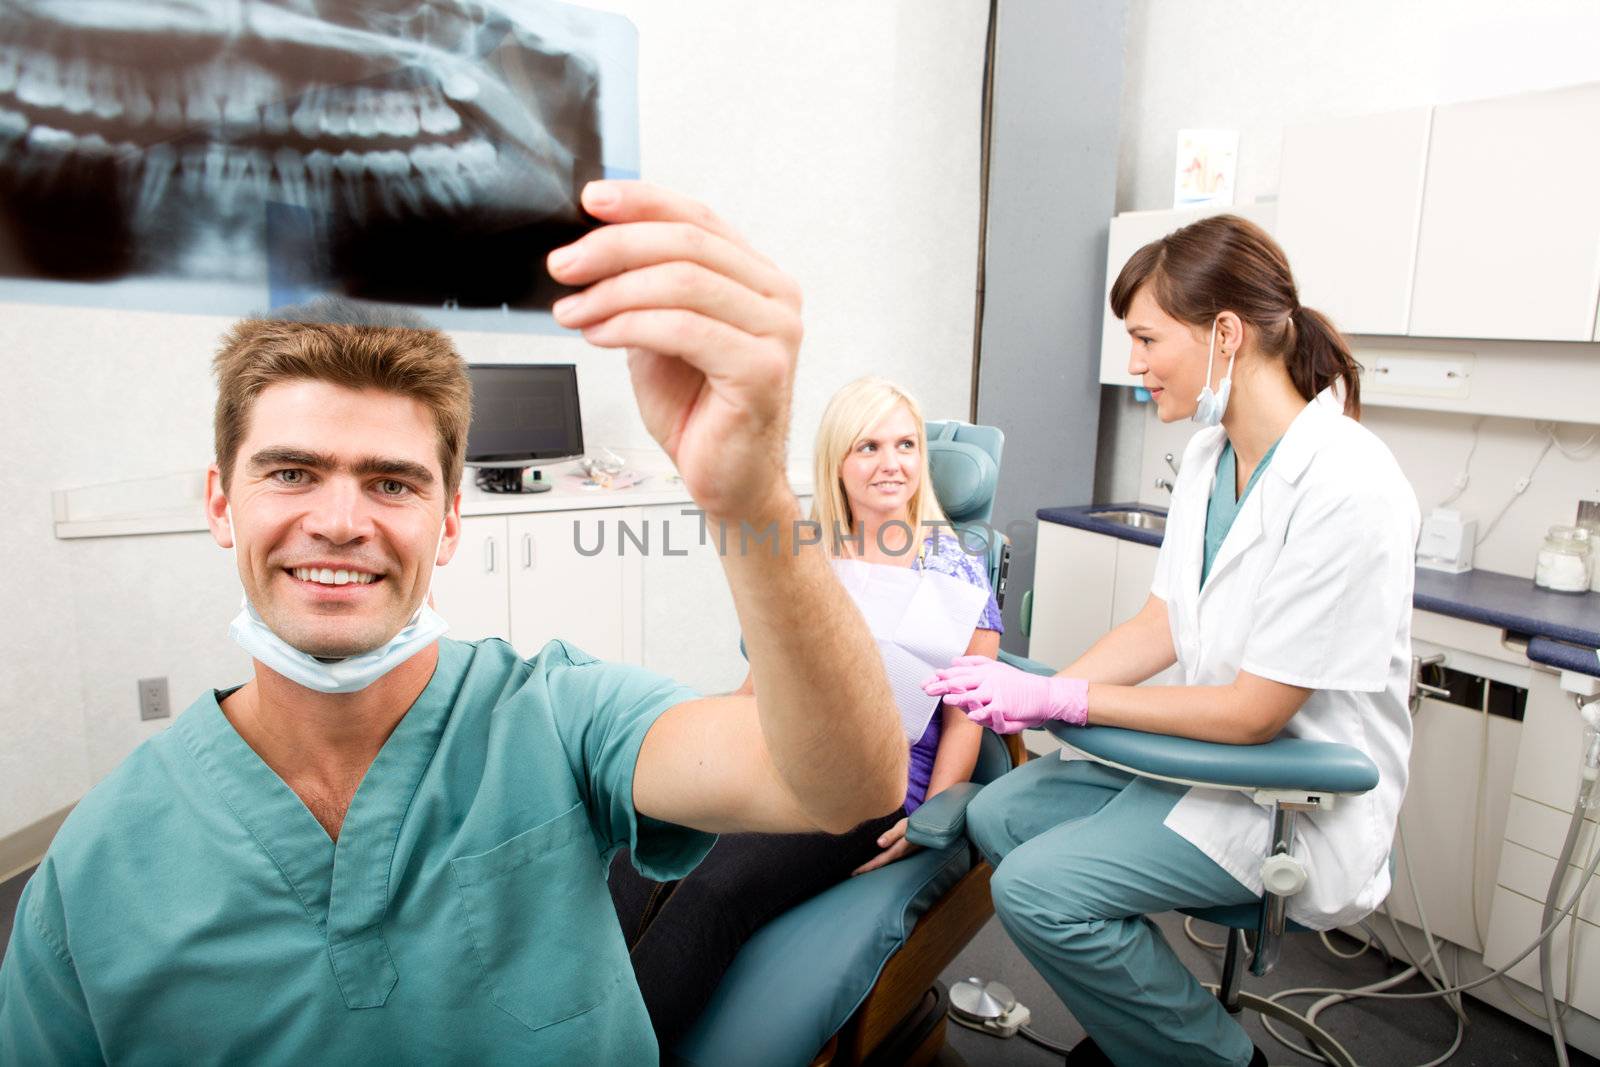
[1534,526,1593,593]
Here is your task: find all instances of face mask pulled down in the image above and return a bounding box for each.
[225,508,449,694]
[1191,317,1236,428]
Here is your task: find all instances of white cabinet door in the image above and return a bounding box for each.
[1409,83,1600,341]
[1098,203,1278,387]
[431,515,510,643]
[1027,522,1116,666]
[1275,107,1432,335]
[1109,539,1158,629]
[508,508,639,663]
[1385,696,1521,951]
[1108,539,1181,686]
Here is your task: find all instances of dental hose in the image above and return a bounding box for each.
[1542,708,1600,1067]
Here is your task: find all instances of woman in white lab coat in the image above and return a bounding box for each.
[924,214,1419,1067]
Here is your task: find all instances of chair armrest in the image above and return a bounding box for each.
[996,649,1057,677]
[905,782,986,849]
[1048,724,1379,797]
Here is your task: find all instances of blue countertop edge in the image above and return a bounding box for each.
[1527,637,1600,680]
[1037,503,1163,548]
[1037,504,1600,658]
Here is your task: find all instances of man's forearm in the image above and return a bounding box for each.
[715,495,906,832]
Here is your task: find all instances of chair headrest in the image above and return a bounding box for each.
[927,423,999,525]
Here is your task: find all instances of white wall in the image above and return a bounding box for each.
[1100,0,1600,564]
[0,0,987,842]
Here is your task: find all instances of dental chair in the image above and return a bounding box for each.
[670,421,1022,1067]
[992,650,1381,1067]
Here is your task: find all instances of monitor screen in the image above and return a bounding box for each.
[466,364,583,465]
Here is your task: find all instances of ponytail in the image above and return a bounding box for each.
[1289,306,1361,418]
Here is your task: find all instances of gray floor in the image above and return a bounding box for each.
[1,864,1591,1065]
[938,912,1594,1066]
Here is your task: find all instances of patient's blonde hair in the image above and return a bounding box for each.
[811,377,947,553]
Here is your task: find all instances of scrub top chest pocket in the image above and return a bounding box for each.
[451,802,629,1031]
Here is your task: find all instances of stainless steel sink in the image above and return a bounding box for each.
[1088,509,1167,534]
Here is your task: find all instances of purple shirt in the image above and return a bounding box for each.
[903,534,1004,814]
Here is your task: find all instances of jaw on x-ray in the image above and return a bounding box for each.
[0,0,638,326]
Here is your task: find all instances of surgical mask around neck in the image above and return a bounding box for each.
[1191,318,1236,428]
[225,506,450,694]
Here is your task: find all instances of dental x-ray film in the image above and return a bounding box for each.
[0,0,639,330]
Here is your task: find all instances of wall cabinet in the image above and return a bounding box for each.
[1408,83,1600,341]
[431,509,642,663]
[1098,203,1277,387]
[1275,107,1432,336]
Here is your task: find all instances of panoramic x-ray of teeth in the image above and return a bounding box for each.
[0,0,638,325]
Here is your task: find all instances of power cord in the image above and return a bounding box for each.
[1475,419,1600,549]
[1437,416,1484,508]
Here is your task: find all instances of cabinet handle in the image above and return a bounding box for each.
[522,532,533,570]
[485,536,496,574]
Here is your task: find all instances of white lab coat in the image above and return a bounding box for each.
[1152,390,1420,929]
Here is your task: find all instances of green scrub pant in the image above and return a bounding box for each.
[965,754,1260,1067]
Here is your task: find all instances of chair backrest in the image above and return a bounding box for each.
[925,420,1003,528]
[925,420,1007,606]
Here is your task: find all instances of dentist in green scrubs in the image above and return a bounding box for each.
[0,182,906,1064]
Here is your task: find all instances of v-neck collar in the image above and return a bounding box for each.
[175,639,469,1008]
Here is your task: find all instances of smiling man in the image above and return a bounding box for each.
[0,182,905,1064]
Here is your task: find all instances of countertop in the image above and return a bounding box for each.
[1038,503,1600,661]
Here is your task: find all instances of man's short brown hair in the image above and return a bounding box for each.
[213,299,473,499]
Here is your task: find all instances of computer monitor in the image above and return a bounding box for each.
[465,364,584,493]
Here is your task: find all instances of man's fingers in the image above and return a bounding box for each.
[554,261,797,342]
[578,180,768,261]
[580,308,788,382]
[550,221,800,310]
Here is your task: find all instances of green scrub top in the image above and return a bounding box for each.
[1200,439,1280,588]
[0,637,712,1065]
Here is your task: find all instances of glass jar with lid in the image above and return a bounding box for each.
[1534,525,1593,593]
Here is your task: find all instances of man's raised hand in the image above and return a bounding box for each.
[549,181,803,526]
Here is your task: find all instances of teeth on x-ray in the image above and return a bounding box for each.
[0,0,610,308]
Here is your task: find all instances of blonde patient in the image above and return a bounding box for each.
[607,376,1002,1045]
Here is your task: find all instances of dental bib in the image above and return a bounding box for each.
[229,597,449,694]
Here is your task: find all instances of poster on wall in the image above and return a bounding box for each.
[0,0,638,332]
[1172,128,1237,209]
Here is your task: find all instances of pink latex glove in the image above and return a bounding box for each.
[921,656,1089,734]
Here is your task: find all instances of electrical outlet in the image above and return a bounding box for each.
[137,677,170,721]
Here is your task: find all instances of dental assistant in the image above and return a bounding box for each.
[924,215,1419,1067]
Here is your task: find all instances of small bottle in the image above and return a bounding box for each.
[1578,500,1600,592]
[1534,525,1593,594]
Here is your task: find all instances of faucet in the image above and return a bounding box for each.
[1154,453,1179,494]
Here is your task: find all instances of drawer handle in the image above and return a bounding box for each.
[522,532,534,570]
[485,537,496,574]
